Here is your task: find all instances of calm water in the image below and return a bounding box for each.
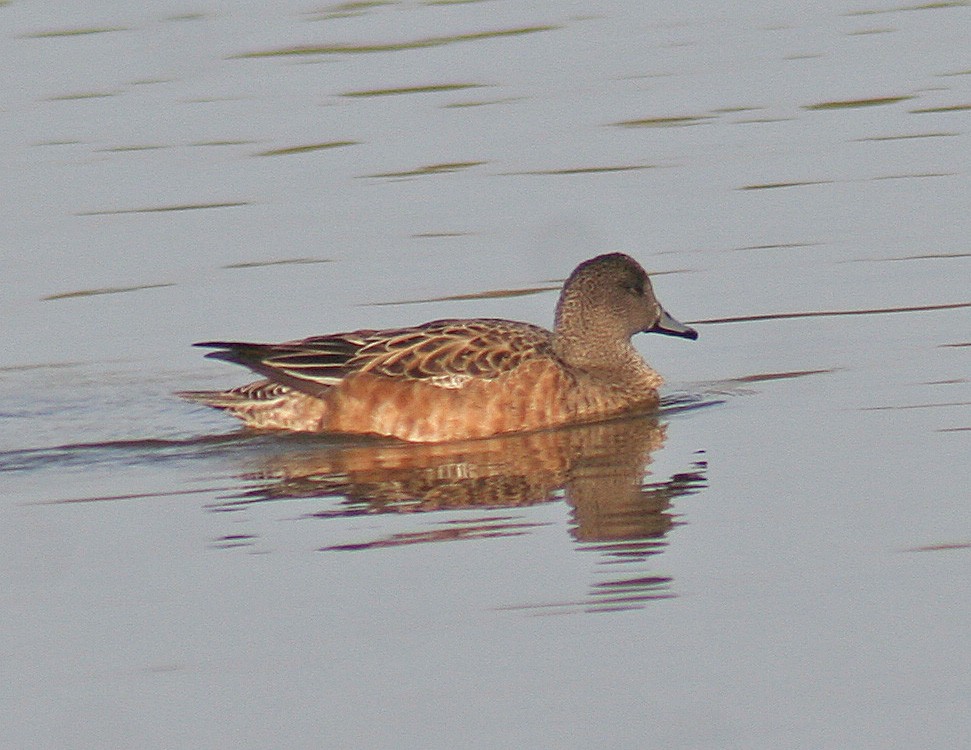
[2,1,970,748]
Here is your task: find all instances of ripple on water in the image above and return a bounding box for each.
[233,25,560,57]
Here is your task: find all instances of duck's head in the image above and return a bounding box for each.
[554,253,697,354]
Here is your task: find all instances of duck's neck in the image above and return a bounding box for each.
[555,335,652,392]
[554,295,624,366]
[553,328,631,368]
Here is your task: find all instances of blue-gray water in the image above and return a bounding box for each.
[2,2,969,748]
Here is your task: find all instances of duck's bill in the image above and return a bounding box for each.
[647,308,698,340]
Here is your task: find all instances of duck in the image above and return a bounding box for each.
[179,252,697,442]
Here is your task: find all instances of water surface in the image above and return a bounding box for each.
[2,1,969,748]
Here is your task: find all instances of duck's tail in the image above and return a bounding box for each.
[177,380,329,431]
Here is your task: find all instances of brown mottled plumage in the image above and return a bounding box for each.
[179,253,697,442]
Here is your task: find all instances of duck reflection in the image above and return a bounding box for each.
[215,412,707,612]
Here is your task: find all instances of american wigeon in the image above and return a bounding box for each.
[180,252,697,442]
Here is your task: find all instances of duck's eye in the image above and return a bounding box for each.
[625,281,644,296]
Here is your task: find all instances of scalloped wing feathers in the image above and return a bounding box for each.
[196,319,554,398]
